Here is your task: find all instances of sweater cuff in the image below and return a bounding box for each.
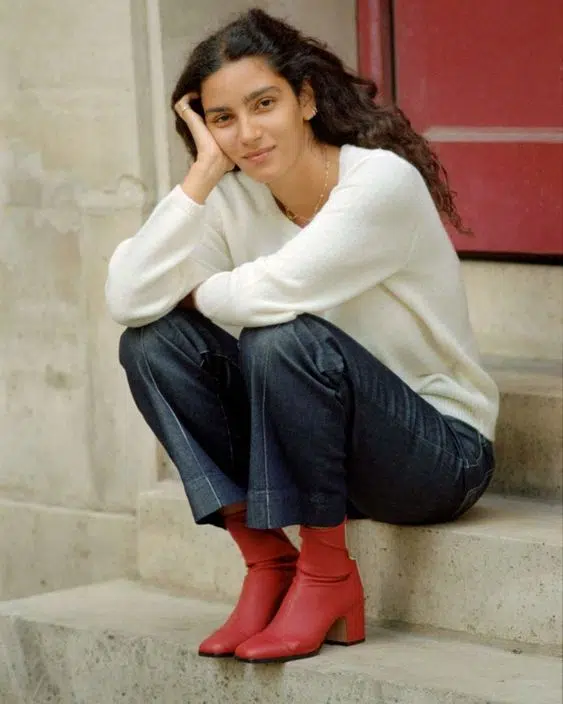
[168,184,207,215]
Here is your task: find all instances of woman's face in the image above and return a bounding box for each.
[200,56,315,184]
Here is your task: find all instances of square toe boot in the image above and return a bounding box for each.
[198,511,299,657]
[234,522,365,663]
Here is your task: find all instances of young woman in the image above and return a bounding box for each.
[106,8,498,664]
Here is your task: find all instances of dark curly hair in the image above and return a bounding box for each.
[171,8,467,232]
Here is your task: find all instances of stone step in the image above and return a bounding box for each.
[0,497,137,601]
[462,261,562,362]
[486,356,562,499]
[1,580,560,704]
[138,482,562,649]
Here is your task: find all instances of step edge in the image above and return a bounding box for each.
[1,578,560,661]
[138,486,563,546]
[0,577,560,704]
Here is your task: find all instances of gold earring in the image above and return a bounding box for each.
[308,107,317,120]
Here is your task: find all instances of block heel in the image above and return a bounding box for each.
[325,599,365,646]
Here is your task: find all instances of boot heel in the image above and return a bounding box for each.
[325,600,365,646]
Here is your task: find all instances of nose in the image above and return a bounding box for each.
[238,114,262,144]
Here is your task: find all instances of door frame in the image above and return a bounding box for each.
[357,0,394,103]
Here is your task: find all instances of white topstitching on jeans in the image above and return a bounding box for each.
[140,327,222,508]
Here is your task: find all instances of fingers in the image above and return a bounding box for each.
[174,93,200,121]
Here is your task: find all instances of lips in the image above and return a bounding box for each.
[244,146,275,160]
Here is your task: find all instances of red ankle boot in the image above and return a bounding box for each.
[198,511,298,657]
[234,522,365,663]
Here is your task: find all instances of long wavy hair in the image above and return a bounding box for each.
[171,8,467,232]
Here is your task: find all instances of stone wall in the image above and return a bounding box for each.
[0,0,159,514]
[0,0,160,598]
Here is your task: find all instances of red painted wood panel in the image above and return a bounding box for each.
[357,0,563,256]
[441,142,563,254]
[394,0,563,130]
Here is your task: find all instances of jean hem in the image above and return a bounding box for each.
[182,476,247,527]
[246,488,346,529]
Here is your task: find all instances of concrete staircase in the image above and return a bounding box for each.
[1,580,561,704]
[1,357,562,702]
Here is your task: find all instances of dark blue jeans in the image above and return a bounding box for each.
[119,309,494,529]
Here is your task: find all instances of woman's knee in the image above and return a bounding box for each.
[118,309,193,370]
[118,321,163,372]
[239,319,301,362]
[239,314,339,373]
[118,326,140,370]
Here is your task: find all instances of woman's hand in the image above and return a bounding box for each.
[174,93,235,177]
[176,290,197,310]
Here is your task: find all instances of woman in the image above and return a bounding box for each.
[106,8,498,664]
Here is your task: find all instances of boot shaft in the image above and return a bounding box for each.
[298,522,353,578]
[225,510,298,568]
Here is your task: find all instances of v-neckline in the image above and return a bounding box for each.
[268,145,346,229]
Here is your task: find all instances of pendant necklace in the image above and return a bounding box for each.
[281,146,330,226]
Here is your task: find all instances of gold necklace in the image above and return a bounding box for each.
[283,146,330,225]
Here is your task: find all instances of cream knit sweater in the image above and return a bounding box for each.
[106,145,499,439]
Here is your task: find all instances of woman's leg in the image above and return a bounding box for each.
[239,313,494,529]
[235,313,494,663]
[118,309,298,656]
[119,308,249,525]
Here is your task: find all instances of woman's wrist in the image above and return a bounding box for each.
[181,162,225,204]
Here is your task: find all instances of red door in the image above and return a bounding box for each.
[357,0,563,257]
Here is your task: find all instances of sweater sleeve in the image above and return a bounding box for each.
[105,185,232,327]
[194,151,421,327]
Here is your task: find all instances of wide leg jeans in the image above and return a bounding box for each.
[119,309,494,529]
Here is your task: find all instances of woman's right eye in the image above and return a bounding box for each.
[214,114,231,125]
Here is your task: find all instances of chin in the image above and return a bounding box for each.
[255,172,278,185]
[239,164,279,185]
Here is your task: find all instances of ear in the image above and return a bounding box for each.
[299,80,316,120]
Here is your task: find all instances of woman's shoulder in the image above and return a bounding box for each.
[340,145,426,202]
[341,144,420,180]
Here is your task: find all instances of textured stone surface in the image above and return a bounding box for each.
[0,176,156,511]
[0,498,137,600]
[0,580,560,704]
[487,358,563,499]
[139,482,562,648]
[348,496,562,648]
[0,0,158,512]
[0,0,142,185]
[462,261,563,361]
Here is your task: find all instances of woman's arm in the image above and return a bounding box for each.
[194,151,424,327]
[106,90,235,328]
[105,171,232,328]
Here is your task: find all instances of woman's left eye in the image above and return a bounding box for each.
[258,98,275,108]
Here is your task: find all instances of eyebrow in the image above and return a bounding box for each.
[204,85,282,115]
